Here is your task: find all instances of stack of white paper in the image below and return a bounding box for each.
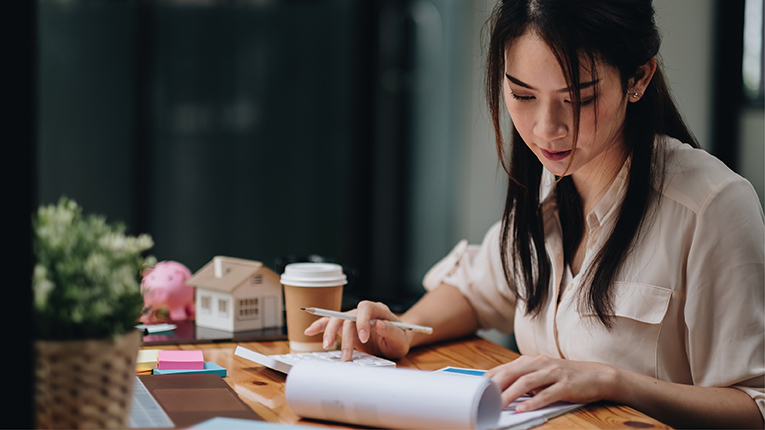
[285,360,502,430]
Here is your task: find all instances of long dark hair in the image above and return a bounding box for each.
[486,0,698,327]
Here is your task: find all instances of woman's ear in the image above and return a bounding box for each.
[626,57,657,102]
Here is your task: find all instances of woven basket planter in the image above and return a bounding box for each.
[35,329,142,429]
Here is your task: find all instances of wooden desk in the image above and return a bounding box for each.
[146,337,671,429]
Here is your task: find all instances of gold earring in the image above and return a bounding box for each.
[629,90,642,99]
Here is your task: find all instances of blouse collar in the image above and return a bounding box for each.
[539,156,632,230]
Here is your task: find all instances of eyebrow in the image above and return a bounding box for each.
[505,73,600,93]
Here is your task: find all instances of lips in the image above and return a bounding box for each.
[540,148,572,161]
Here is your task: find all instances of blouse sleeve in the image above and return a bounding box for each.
[421,221,518,333]
[685,176,765,416]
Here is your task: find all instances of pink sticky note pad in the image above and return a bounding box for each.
[157,350,204,370]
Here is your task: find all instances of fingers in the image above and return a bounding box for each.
[512,384,564,413]
[500,372,556,410]
[355,300,396,344]
[487,356,563,411]
[302,315,344,350]
[371,319,410,359]
[338,300,393,360]
[341,319,360,361]
[303,316,329,336]
[322,314,348,350]
[487,356,611,412]
[303,301,408,361]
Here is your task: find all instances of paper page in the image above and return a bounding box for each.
[136,323,177,333]
[285,360,502,430]
[494,396,582,429]
[191,417,318,429]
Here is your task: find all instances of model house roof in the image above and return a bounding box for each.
[187,256,280,293]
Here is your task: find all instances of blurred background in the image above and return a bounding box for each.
[3,0,763,426]
[31,0,765,309]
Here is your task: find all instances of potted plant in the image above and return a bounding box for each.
[32,197,155,429]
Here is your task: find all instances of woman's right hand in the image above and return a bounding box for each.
[303,300,412,361]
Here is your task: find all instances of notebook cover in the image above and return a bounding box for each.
[137,374,262,428]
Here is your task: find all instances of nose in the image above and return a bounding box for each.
[532,102,568,141]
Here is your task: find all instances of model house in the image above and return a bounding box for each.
[187,256,283,332]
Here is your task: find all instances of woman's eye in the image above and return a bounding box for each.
[565,97,595,106]
[511,93,534,102]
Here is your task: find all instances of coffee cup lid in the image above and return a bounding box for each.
[280,263,347,287]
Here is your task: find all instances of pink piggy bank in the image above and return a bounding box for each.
[141,261,195,321]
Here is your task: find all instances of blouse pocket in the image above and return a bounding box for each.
[564,282,673,378]
[608,281,672,323]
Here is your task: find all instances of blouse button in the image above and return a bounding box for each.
[567,283,574,291]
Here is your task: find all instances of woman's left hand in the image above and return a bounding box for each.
[484,355,619,412]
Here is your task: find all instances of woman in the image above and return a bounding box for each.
[305,0,765,427]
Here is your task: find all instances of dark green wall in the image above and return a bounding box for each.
[37,1,372,282]
[38,1,135,227]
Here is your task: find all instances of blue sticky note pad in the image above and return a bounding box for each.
[436,366,487,376]
[152,362,226,377]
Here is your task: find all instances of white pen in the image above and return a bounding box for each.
[301,307,434,335]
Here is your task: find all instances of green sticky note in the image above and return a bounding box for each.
[136,349,160,371]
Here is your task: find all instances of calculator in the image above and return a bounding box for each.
[234,345,396,374]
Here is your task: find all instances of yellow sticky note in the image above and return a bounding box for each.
[136,349,160,371]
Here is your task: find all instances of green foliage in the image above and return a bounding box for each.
[32,197,156,340]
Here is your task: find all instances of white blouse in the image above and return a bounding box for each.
[422,137,765,416]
